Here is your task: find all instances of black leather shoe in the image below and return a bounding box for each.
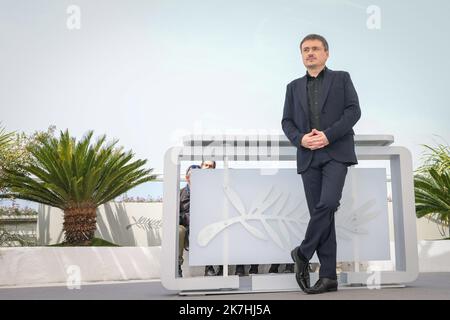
[290,246,310,291]
[204,265,216,276]
[235,265,245,276]
[305,278,338,294]
[269,264,279,273]
[249,264,258,274]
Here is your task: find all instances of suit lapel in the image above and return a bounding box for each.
[319,68,335,113]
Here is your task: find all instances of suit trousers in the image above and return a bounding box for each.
[178,225,186,265]
[299,148,348,279]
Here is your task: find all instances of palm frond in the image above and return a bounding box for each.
[0,126,14,152]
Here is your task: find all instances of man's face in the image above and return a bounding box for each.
[301,39,329,69]
[201,161,215,169]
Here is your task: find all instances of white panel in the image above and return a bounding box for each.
[189,168,390,266]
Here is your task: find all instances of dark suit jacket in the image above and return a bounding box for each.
[179,185,190,228]
[281,68,361,173]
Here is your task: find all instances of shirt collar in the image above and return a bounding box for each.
[306,66,327,79]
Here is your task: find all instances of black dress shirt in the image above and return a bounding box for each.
[306,67,326,130]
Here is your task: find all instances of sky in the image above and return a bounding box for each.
[1,0,449,202]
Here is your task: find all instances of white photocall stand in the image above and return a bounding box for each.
[161,134,419,294]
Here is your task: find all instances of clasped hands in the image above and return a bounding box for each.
[301,129,329,150]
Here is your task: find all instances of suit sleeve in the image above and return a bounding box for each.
[179,188,190,227]
[323,72,361,144]
[281,83,305,148]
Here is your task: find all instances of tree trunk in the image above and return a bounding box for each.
[63,207,97,245]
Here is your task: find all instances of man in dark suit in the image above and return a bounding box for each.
[281,34,361,294]
[178,164,201,277]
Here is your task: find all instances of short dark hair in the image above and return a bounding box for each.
[186,164,200,176]
[300,34,329,52]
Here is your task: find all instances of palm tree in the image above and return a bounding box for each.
[0,129,155,245]
[414,144,450,238]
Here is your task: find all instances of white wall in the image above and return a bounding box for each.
[38,202,163,246]
[0,247,161,287]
